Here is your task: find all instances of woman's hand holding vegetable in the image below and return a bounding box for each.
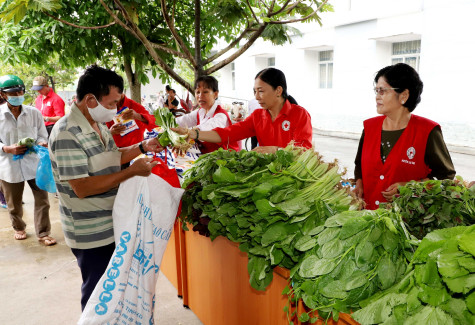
[354,179,364,198]
[381,182,407,201]
[252,146,279,154]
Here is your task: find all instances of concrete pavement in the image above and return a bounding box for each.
[0,190,202,325]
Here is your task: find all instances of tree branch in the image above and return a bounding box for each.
[268,0,293,17]
[205,25,267,75]
[204,26,253,65]
[160,0,197,68]
[150,42,188,59]
[42,12,116,29]
[269,0,328,24]
[245,0,260,24]
[99,0,138,37]
[101,0,193,93]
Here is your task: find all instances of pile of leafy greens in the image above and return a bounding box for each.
[390,178,475,239]
[181,146,356,291]
[353,225,475,325]
[287,209,415,323]
[153,106,191,155]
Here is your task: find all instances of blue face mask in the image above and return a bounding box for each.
[7,95,25,106]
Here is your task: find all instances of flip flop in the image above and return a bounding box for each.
[38,236,57,246]
[14,230,27,240]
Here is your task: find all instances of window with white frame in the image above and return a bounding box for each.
[267,57,275,67]
[231,62,236,91]
[391,40,421,71]
[319,50,333,89]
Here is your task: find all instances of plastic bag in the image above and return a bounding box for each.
[78,173,184,325]
[34,145,57,193]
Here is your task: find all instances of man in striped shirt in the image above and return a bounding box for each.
[49,65,163,310]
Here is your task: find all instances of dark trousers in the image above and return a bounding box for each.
[46,124,54,137]
[71,243,116,311]
[1,179,51,237]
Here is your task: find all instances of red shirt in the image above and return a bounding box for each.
[106,96,157,148]
[214,100,312,149]
[35,88,65,126]
[196,105,241,153]
[361,114,438,210]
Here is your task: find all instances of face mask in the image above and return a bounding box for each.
[7,95,25,106]
[86,95,116,123]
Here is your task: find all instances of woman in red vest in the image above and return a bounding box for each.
[354,63,455,210]
[176,76,240,153]
[173,68,313,154]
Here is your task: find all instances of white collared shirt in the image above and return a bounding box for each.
[0,103,48,183]
[176,101,229,131]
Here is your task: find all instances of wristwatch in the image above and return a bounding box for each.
[138,141,146,154]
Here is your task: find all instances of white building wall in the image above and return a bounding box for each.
[212,0,475,146]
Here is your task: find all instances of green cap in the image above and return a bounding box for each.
[0,74,25,93]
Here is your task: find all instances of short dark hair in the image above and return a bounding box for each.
[255,68,297,105]
[76,65,124,101]
[374,63,423,112]
[166,85,171,91]
[195,76,219,92]
[170,89,176,94]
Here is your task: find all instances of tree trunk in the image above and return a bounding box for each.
[123,54,141,102]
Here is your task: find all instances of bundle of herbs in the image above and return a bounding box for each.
[286,209,415,323]
[181,146,357,291]
[153,106,192,155]
[352,225,475,325]
[389,178,475,239]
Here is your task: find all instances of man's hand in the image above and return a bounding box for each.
[127,157,158,177]
[354,179,364,198]
[38,141,48,148]
[143,137,164,153]
[3,144,28,155]
[110,123,126,135]
[252,146,278,154]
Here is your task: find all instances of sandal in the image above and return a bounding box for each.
[38,236,57,246]
[14,230,27,240]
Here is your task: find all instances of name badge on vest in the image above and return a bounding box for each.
[282,120,290,131]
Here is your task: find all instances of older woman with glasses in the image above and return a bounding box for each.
[353,63,455,210]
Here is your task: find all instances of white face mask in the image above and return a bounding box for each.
[86,95,116,123]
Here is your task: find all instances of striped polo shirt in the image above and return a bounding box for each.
[49,103,121,249]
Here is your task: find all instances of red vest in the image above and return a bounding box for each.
[197,105,241,153]
[361,114,438,210]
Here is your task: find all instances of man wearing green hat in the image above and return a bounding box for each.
[0,74,56,245]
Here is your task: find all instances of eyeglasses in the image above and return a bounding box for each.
[374,87,399,96]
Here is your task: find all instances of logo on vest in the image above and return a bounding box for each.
[282,120,290,131]
[407,147,416,159]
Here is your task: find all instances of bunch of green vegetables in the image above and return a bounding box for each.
[286,209,415,323]
[181,146,356,291]
[390,178,475,239]
[352,225,475,325]
[18,137,35,147]
[153,106,191,155]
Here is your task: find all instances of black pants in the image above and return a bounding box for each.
[46,124,54,137]
[71,242,116,311]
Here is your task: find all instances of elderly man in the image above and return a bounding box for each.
[48,65,163,310]
[0,74,56,245]
[32,75,65,136]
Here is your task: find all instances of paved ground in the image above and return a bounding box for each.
[0,192,202,325]
[0,133,473,325]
